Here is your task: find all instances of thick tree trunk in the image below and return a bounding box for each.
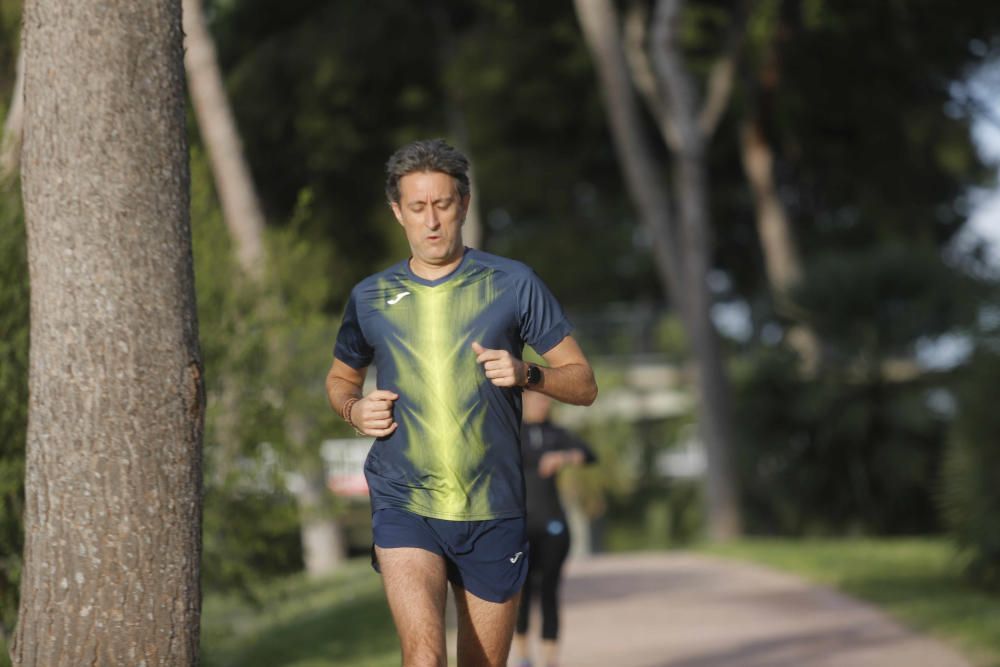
[576,0,742,538]
[183,0,266,279]
[14,2,204,665]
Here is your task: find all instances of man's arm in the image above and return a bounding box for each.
[326,358,398,437]
[471,335,598,406]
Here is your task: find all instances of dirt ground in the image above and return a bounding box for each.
[510,552,971,667]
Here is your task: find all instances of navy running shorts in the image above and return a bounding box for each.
[371,507,530,603]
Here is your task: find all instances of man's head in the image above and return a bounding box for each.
[385,138,471,205]
[385,139,472,271]
[522,390,553,424]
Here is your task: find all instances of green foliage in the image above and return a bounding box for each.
[191,145,361,594]
[942,348,1000,591]
[201,558,397,667]
[191,147,306,593]
[733,342,950,536]
[0,185,25,637]
[794,246,978,358]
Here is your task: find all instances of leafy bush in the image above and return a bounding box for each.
[941,349,1000,590]
[733,344,948,536]
[0,187,26,636]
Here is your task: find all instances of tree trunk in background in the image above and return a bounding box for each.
[575,0,742,538]
[739,24,822,371]
[286,415,346,575]
[183,0,266,278]
[428,2,484,249]
[0,48,23,182]
[739,120,803,299]
[183,0,347,574]
[14,1,203,664]
[295,473,348,576]
[572,0,682,296]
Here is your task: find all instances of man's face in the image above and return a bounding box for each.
[391,170,469,269]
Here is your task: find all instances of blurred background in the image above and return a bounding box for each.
[2,0,1000,664]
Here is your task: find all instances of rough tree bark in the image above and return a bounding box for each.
[575,0,742,538]
[14,1,204,665]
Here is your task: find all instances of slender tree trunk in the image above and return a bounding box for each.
[183,0,348,573]
[286,415,346,575]
[294,473,347,576]
[739,120,802,296]
[183,0,266,278]
[738,19,822,370]
[0,47,24,182]
[576,0,742,538]
[428,2,484,249]
[572,0,682,297]
[14,1,203,664]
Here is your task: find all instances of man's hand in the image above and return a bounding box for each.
[352,389,399,437]
[538,449,584,478]
[472,341,527,388]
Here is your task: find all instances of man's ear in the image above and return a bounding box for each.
[390,201,404,225]
[459,194,471,224]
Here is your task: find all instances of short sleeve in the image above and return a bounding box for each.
[517,269,573,355]
[333,290,374,369]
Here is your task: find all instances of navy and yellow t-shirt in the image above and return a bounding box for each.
[334,248,573,521]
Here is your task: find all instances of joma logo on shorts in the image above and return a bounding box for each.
[509,551,524,564]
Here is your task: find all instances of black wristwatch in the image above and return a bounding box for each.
[525,363,542,387]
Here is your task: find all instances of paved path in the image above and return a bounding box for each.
[513,553,970,667]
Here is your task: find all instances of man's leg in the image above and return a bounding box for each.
[376,546,449,667]
[453,584,521,667]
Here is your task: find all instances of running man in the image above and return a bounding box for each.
[325,138,598,667]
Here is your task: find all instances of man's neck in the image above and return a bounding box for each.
[409,249,466,281]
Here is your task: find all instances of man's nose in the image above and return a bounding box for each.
[425,206,440,229]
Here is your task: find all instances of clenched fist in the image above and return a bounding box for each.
[472,341,527,388]
[352,389,399,437]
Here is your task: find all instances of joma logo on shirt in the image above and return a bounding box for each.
[386,291,411,306]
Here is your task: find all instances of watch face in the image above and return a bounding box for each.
[527,364,541,385]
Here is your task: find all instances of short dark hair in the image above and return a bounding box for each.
[385,138,471,204]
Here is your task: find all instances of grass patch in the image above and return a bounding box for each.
[698,538,1000,667]
[201,557,399,667]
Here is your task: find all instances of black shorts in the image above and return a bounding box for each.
[371,507,530,603]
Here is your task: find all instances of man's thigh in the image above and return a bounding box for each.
[453,584,521,667]
[376,546,449,665]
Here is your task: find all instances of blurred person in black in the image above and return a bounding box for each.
[512,390,597,667]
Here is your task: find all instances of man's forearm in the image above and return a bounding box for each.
[326,374,362,416]
[530,362,597,406]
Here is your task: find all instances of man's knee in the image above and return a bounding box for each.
[400,640,447,667]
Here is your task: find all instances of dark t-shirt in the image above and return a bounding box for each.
[520,421,596,531]
[334,248,573,521]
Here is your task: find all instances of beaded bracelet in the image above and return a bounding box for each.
[341,397,360,431]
